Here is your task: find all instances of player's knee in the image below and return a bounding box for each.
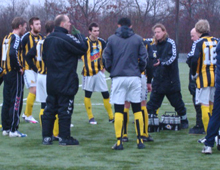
[102,91,109,99]
[30,86,36,94]
[85,90,92,98]
[114,104,124,113]
[131,102,141,113]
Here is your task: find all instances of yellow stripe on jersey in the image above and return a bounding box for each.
[196,36,217,88]
[36,39,46,74]
[81,38,104,76]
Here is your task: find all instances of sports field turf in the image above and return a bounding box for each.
[0,61,220,170]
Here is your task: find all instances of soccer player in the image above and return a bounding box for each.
[1,17,27,137]
[104,17,147,150]
[187,28,204,134]
[41,15,87,145]
[122,39,154,142]
[21,17,43,123]
[147,23,189,129]
[81,23,114,124]
[25,21,59,139]
[188,19,218,133]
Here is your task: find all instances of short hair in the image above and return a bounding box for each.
[89,22,99,31]
[118,18,131,27]
[29,17,40,26]
[195,19,210,34]
[45,20,55,34]
[152,23,168,44]
[54,15,66,27]
[11,17,27,29]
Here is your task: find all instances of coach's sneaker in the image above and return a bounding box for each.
[89,118,97,125]
[142,135,154,142]
[198,137,206,144]
[25,115,38,124]
[202,146,212,154]
[22,113,27,120]
[122,137,129,142]
[189,125,205,134]
[112,143,123,150]
[52,135,60,141]
[59,136,79,146]
[9,131,27,137]
[181,118,189,129]
[2,130,10,136]
[43,137,53,145]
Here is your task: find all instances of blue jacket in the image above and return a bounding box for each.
[215,41,220,89]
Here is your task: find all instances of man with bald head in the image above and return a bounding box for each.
[41,15,87,145]
[187,28,204,134]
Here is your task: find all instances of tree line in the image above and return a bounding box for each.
[1,0,220,53]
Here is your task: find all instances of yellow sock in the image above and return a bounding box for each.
[123,108,129,138]
[209,105,213,116]
[114,112,123,145]
[103,98,114,120]
[141,106,149,137]
[39,109,44,126]
[53,114,59,137]
[84,97,94,120]
[134,111,144,144]
[201,105,210,132]
[25,93,36,117]
[156,108,159,115]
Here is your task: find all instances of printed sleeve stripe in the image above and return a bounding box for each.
[98,37,106,43]
[161,38,176,65]
[13,34,20,49]
[188,38,203,57]
[67,34,80,43]
[21,32,29,41]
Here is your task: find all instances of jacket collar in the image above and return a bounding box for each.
[54,26,68,34]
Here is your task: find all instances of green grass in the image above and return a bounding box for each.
[1,61,220,170]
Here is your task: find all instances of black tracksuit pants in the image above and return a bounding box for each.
[147,91,186,116]
[1,70,24,132]
[42,94,74,139]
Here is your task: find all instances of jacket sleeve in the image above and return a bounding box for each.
[188,41,201,75]
[25,46,38,73]
[103,39,112,73]
[9,35,22,71]
[138,42,147,73]
[160,39,177,66]
[146,57,153,83]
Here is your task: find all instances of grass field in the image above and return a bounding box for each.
[0,61,220,170]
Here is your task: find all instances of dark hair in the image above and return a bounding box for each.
[29,17,40,27]
[54,15,66,27]
[45,20,55,34]
[11,17,27,29]
[88,22,99,31]
[117,18,131,27]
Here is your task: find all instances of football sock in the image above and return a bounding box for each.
[114,112,123,146]
[123,108,129,138]
[201,105,210,132]
[141,106,149,137]
[84,97,94,120]
[209,104,213,116]
[25,92,36,117]
[39,109,44,126]
[134,111,144,144]
[53,114,59,137]
[156,108,159,115]
[103,98,114,120]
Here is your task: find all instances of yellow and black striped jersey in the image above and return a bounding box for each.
[21,31,43,70]
[81,37,106,76]
[1,32,23,74]
[188,35,218,88]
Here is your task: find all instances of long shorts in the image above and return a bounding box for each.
[110,76,141,105]
[24,70,37,89]
[36,73,47,103]
[195,87,215,105]
[82,71,108,92]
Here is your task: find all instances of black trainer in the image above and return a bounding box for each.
[142,135,154,142]
[109,118,114,123]
[189,125,205,134]
[59,136,79,146]
[112,143,123,150]
[181,119,189,129]
[52,135,60,141]
[42,137,53,145]
[137,142,146,149]
[122,137,129,142]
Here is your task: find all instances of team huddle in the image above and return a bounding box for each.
[0,15,220,153]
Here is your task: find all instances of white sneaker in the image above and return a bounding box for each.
[198,137,206,144]
[70,124,74,128]
[25,115,38,124]
[9,131,27,137]
[2,130,10,136]
[202,146,212,154]
[22,113,27,120]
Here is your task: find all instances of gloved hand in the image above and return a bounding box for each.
[71,26,80,35]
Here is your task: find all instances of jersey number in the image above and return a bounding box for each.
[204,45,216,65]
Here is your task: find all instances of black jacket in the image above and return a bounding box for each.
[43,26,87,96]
[151,38,180,94]
[103,26,147,78]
